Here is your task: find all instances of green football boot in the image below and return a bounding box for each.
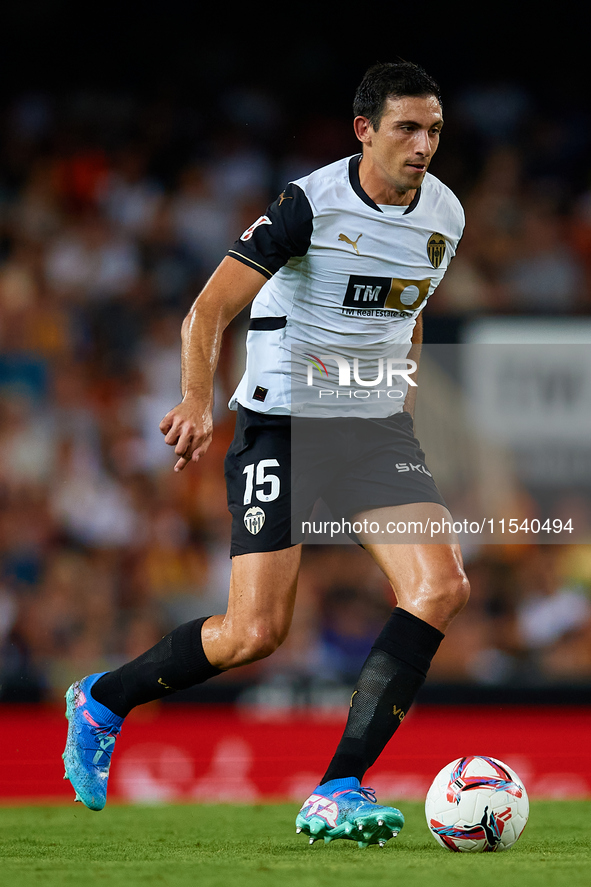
[296,777,404,848]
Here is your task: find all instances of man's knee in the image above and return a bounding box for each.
[438,566,470,621]
[225,621,287,668]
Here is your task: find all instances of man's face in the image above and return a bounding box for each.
[357,94,443,193]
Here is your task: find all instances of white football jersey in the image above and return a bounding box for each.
[228,154,464,415]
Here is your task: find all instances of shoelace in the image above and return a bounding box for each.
[81,708,122,740]
[354,786,377,804]
[85,724,121,755]
[90,724,121,739]
[84,726,120,765]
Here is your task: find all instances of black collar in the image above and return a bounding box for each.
[348,154,421,215]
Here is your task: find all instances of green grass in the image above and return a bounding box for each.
[1,801,590,887]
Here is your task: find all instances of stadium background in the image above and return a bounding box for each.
[1,4,590,802]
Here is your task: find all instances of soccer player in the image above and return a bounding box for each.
[63,61,470,848]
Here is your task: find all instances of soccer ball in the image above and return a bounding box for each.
[425,755,529,852]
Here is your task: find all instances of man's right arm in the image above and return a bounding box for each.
[159,256,267,472]
[160,181,313,472]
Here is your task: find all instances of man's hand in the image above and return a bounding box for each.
[159,397,213,472]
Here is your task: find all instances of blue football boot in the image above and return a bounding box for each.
[296,777,404,848]
[62,673,124,811]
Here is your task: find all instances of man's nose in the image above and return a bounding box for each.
[415,130,431,155]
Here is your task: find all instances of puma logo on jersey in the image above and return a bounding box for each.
[338,233,362,255]
[278,191,293,205]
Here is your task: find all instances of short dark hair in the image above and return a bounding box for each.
[353,61,442,130]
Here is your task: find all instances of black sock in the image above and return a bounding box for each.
[320,607,444,784]
[91,616,221,717]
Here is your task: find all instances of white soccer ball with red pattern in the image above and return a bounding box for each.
[425,755,529,852]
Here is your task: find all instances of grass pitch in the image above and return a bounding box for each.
[1,801,590,887]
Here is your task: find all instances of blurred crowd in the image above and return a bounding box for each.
[1,80,591,703]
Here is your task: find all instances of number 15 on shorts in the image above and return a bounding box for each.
[243,460,281,504]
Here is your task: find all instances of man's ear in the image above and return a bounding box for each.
[353,116,373,145]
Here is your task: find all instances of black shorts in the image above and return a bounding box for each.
[224,405,447,556]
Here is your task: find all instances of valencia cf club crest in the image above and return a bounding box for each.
[427,233,446,268]
[244,506,265,535]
